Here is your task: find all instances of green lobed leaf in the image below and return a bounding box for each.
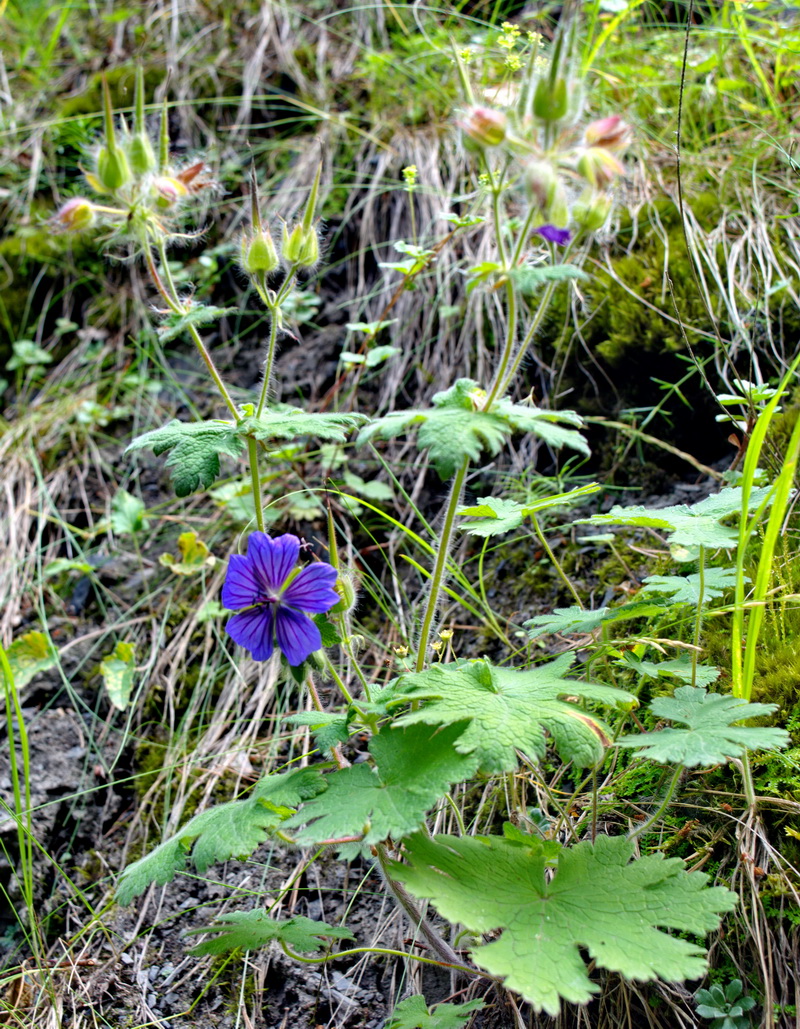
[238,406,367,446]
[157,303,238,343]
[508,263,589,295]
[459,483,601,537]
[386,996,485,1029]
[525,602,659,638]
[392,833,737,1015]
[358,379,588,480]
[639,567,740,605]
[127,420,244,497]
[286,723,476,848]
[284,710,351,753]
[187,911,354,956]
[6,631,58,688]
[116,768,325,904]
[393,656,633,773]
[576,487,773,561]
[617,686,790,766]
[620,653,720,687]
[100,641,136,711]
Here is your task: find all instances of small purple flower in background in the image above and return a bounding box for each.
[222,532,339,667]
[535,225,572,246]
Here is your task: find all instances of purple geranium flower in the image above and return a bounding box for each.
[535,224,572,246]
[222,532,339,667]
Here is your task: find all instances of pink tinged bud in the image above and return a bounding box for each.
[576,147,625,188]
[584,115,632,152]
[54,197,96,231]
[462,106,507,147]
[152,175,188,208]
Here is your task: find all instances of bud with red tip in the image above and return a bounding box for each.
[152,175,188,209]
[54,197,97,231]
[461,106,507,147]
[584,115,632,152]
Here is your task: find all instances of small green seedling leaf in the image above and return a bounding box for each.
[640,567,740,606]
[617,686,790,766]
[7,340,54,370]
[100,641,136,711]
[110,489,148,535]
[116,768,325,904]
[6,631,58,688]
[392,833,737,1015]
[345,319,397,335]
[393,655,633,773]
[238,406,367,446]
[286,723,476,848]
[311,612,341,647]
[619,653,720,687]
[159,531,216,575]
[43,558,94,578]
[127,420,245,497]
[386,995,485,1029]
[157,303,238,343]
[358,378,588,480]
[187,911,354,956]
[577,487,773,561]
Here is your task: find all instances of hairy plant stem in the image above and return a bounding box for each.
[281,941,481,978]
[247,437,264,532]
[415,456,471,672]
[148,242,239,421]
[499,278,558,396]
[256,306,280,417]
[485,279,518,410]
[628,765,683,841]
[324,654,355,706]
[531,514,583,608]
[375,843,464,968]
[691,546,705,688]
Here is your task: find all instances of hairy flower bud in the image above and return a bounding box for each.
[128,133,156,176]
[576,147,625,188]
[152,175,188,208]
[281,223,306,264]
[573,189,612,232]
[584,114,632,152]
[54,197,96,231]
[533,76,569,122]
[526,160,559,212]
[296,227,320,268]
[461,106,507,147]
[241,229,279,275]
[96,144,131,191]
[331,574,357,614]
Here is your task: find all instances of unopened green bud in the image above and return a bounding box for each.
[282,222,306,264]
[525,159,559,213]
[296,227,319,268]
[533,76,569,122]
[576,147,625,188]
[573,190,611,232]
[128,133,156,176]
[96,145,131,191]
[241,229,279,275]
[331,574,356,614]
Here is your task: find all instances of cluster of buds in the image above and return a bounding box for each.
[455,18,632,240]
[53,68,213,245]
[240,163,322,290]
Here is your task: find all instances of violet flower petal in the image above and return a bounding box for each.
[275,607,321,666]
[247,532,300,592]
[283,564,339,613]
[536,224,572,246]
[226,607,275,662]
[221,553,264,610]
